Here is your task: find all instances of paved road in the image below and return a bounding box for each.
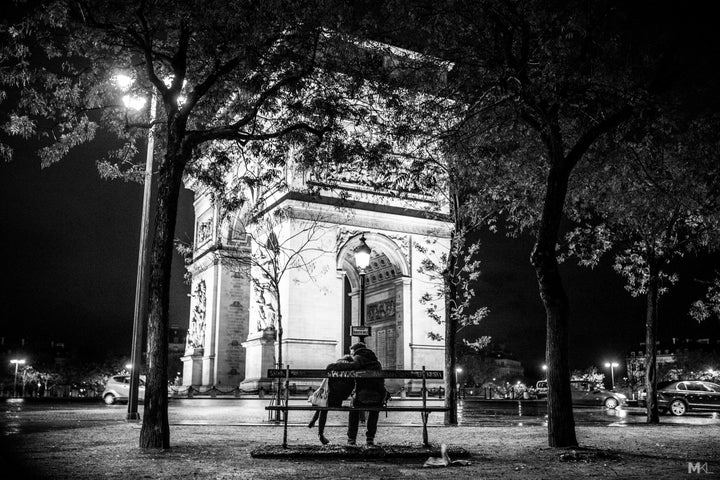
[2,397,718,437]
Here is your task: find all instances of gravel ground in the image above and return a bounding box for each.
[2,411,719,479]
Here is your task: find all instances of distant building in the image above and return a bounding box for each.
[0,336,68,369]
[626,337,720,386]
[459,346,525,387]
[0,337,70,397]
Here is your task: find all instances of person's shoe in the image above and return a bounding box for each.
[347,438,356,446]
[307,420,315,428]
[366,439,375,447]
[319,435,329,445]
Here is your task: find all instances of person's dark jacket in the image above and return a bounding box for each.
[348,347,386,406]
[324,356,356,407]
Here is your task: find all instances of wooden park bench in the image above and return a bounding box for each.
[265,366,448,448]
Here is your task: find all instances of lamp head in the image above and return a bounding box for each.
[354,235,371,270]
[113,73,134,91]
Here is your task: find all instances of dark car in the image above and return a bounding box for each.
[569,380,626,408]
[657,380,720,416]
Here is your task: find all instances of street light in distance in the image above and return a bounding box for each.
[604,361,619,390]
[10,359,26,397]
[455,366,463,399]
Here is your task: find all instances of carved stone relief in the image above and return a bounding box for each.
[186,280,207,350]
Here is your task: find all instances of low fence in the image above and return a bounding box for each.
[458,398,548,416]
[167,384,448,399]
[168,385,285,398]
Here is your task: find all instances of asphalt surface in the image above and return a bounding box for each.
[2,397,719,480]
[2,396,719,436]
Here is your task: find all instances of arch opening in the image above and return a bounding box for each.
[338,233,407,369]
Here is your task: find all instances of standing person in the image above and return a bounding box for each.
[307,354,355,445]
[346,342,385,446]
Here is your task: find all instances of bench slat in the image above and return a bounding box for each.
[267,369,443,379]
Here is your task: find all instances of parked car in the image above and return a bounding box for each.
[535,380,626,408]
[102,375,145,405]
[569,380,626,408]
[656,380,720,416]
[636,381,673,408]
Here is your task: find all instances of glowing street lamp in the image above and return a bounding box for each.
[456,367,463,399]
[115,73,157,421]
[354,234,371,343]
[122,94,147,111]
[114,73,134,90]
[10,359,26,397]
[604,361,619,390]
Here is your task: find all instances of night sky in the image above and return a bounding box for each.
[1,136,719,376]
[472,230,720,379]
[0,137,195,361]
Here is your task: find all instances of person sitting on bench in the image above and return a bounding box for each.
[346,342,386,446]
[307,354,355,445]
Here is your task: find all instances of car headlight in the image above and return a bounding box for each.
[616,393,627,399]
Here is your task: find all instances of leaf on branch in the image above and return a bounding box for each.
[427,332,443,342]
[462,336,491,352]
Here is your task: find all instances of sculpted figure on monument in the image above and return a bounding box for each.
[255,285,277,332]
[187,280,207,350]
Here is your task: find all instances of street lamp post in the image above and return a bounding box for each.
[455,367,463,399]
[10,359,25,397]
[116,75,157,421]
[354,235,371,344]
[605,361,619,390]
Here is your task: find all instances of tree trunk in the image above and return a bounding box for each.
[531,162,577,448]
[645,258,660,424]
[139,140,187,449]
[444,243,458,425]
[275,289,283,422]
[444,189,462,425]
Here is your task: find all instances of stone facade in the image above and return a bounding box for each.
[181,193,251,388]
[181,171,452,391]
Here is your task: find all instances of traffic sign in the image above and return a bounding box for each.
[351,326,372,337]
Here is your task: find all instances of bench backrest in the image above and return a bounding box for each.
[269,366,443,407]
[266,369,443,379]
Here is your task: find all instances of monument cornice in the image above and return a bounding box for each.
[263,191,453,237]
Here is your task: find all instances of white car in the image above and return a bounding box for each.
[102,375,145,405]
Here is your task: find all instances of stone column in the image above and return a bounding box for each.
[239,328,277,392]
[181,347,204,387]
